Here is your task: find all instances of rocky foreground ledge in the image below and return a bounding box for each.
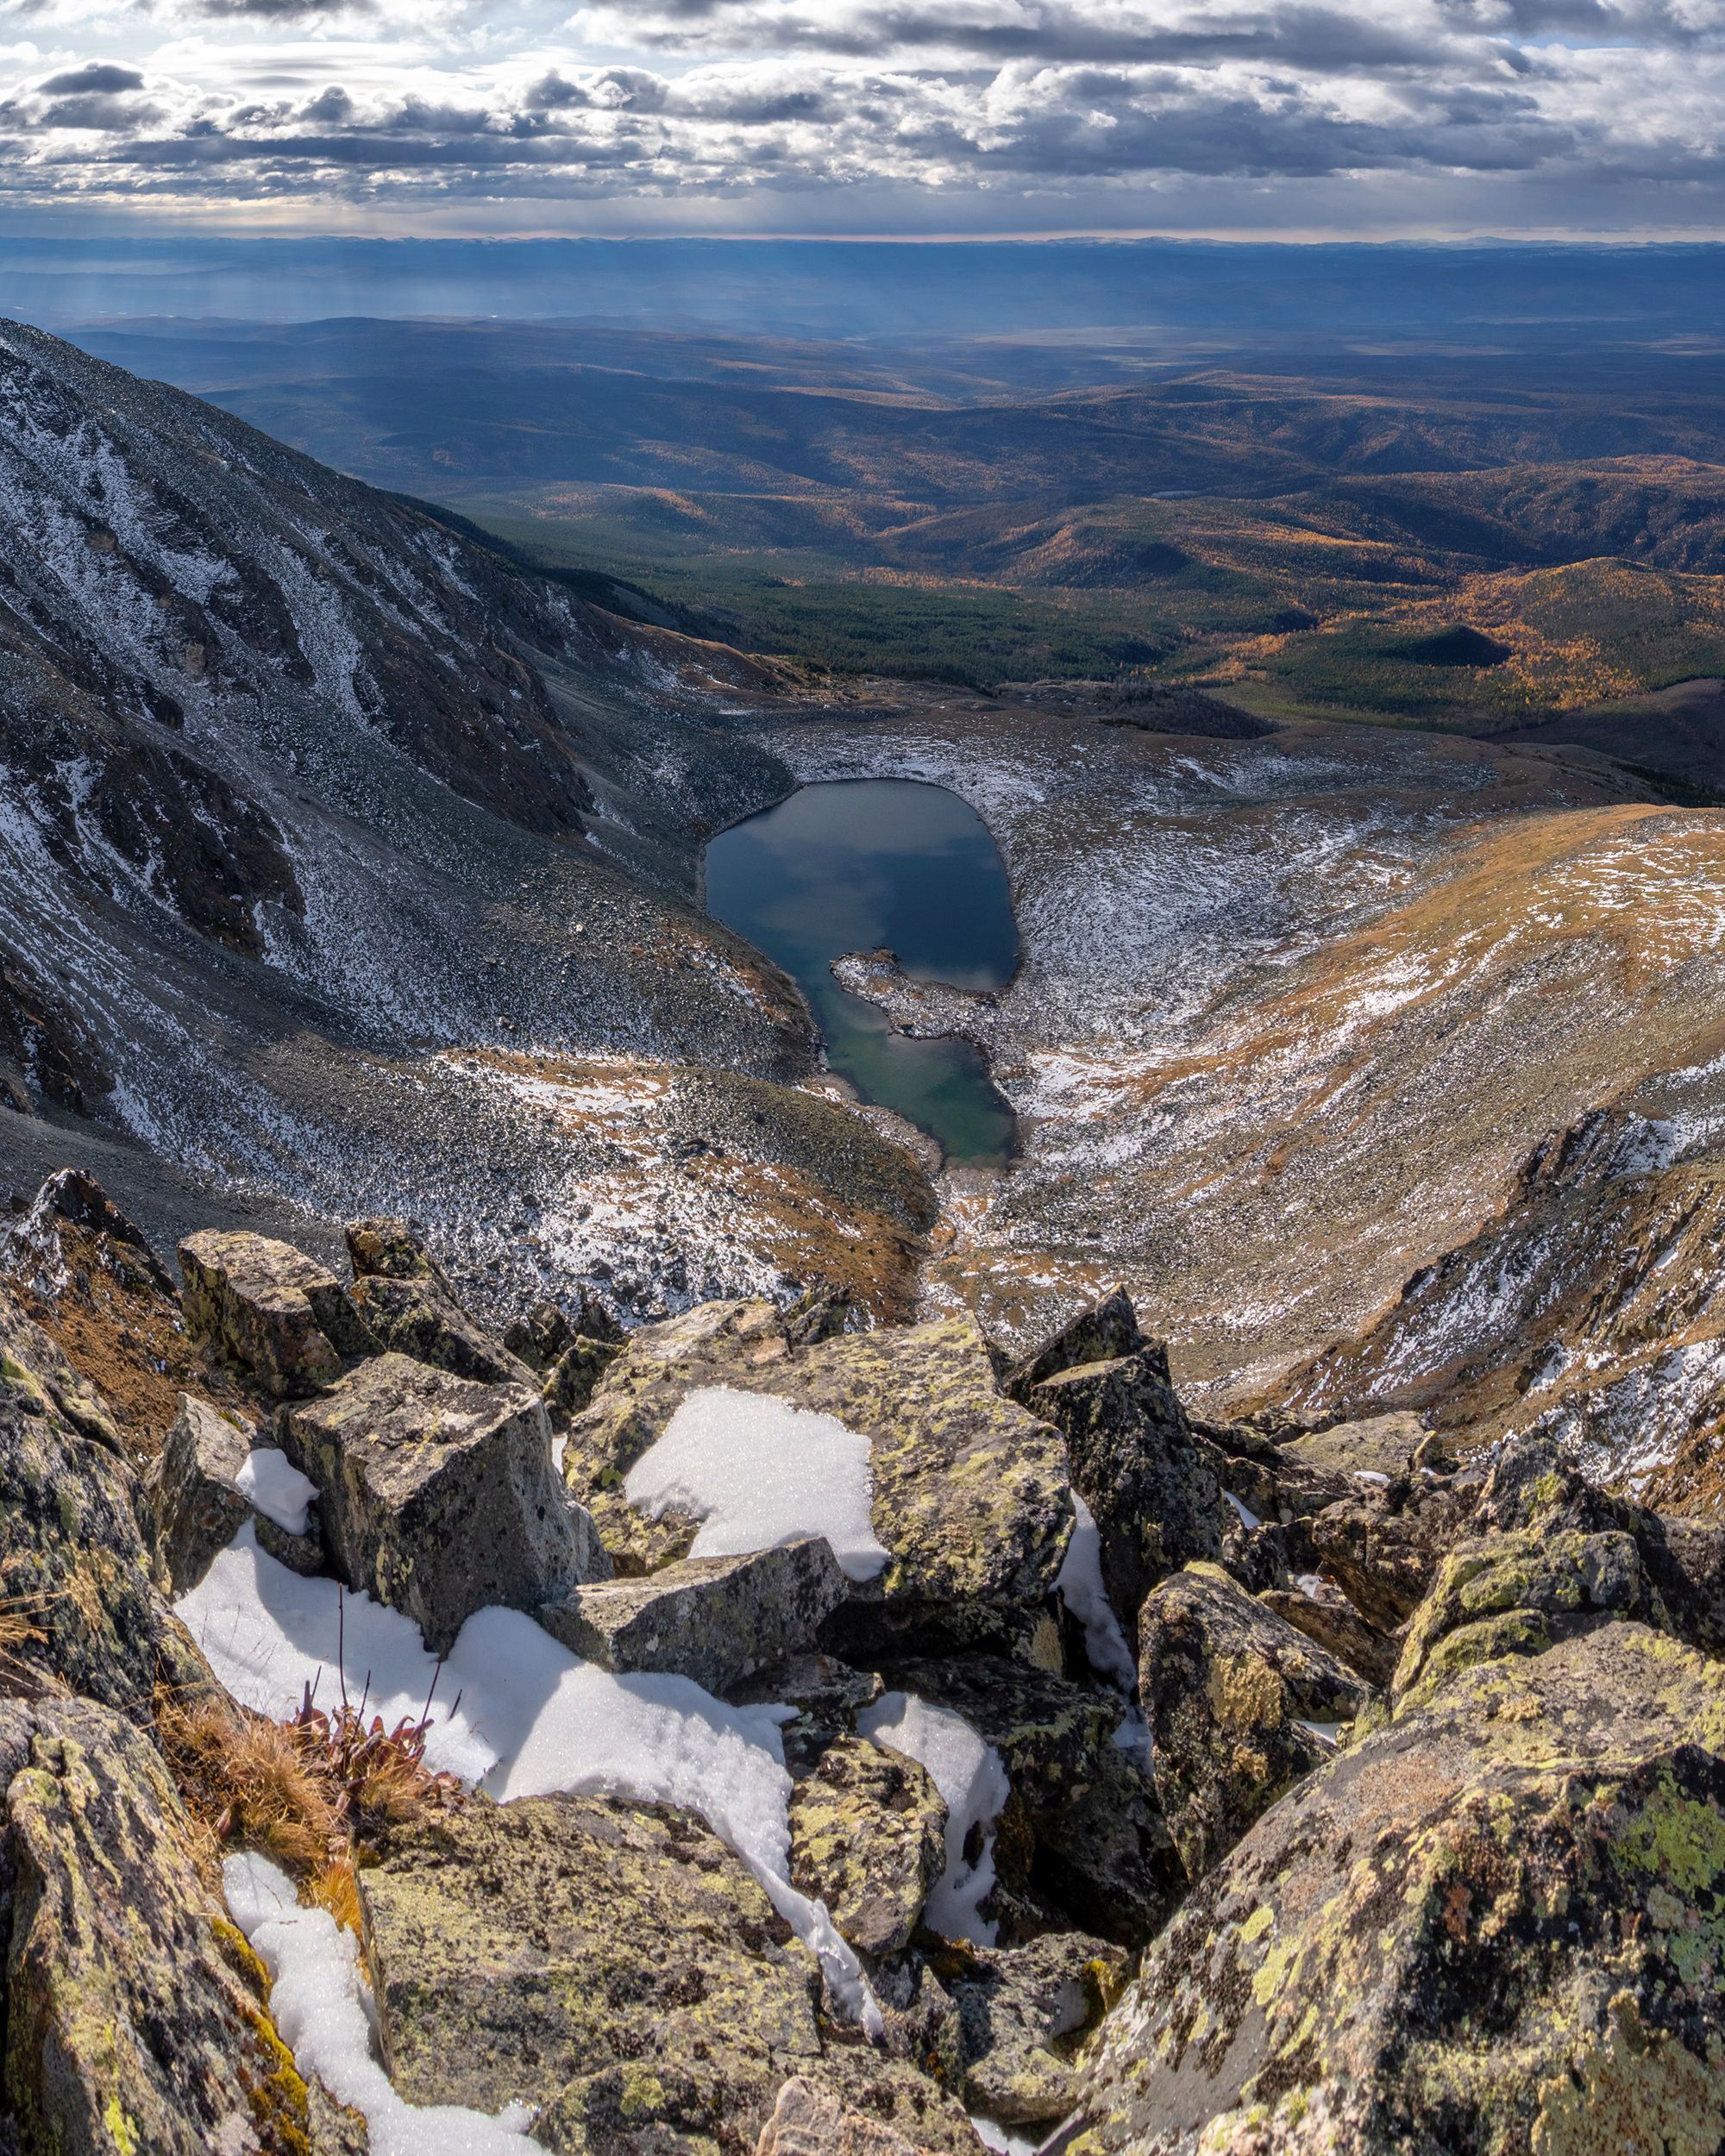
[0,1168,1721,2154]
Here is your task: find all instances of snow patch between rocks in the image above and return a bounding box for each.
[624,1385,890,1583]
[1055,1492,1137,1691]
[860,1692,1009,1946]
[181,1527,884,2052]
[224,1851,535,2154]
[236,1449,319,1537]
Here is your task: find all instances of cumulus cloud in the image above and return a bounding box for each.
[0,0,1719,224]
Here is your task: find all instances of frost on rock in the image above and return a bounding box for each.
[624,1383,891,1583]
[235,1447,318,1536]
[223,1852,536,2156]
[858,1691,1010,1946]
[182,1525,881,2033]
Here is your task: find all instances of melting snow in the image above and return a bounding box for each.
[1054,1493,1137,1690]
[236,1449,318,1537]
[224,1852,535,2155]
[859,1692,1009,1946]
[624,1385,890,1583]
[179,1524,883,2069]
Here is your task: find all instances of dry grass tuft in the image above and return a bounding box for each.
[159,1665,462,1894]
[307,1854,365,1939]
[159,1693,340,1872]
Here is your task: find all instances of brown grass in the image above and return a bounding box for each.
[159,1670,461,1896]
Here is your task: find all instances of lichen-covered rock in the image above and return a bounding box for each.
[1023,1349,1224,1623]
[1392,1523,1670,1709]
[787,1733,947,1958]
[568,1306,1072,1634]
[281,1351,609,1653]
[1281,1410,1429,1480]
[1257,1585,1397,1688]
[544,1333,624,1415]
[360,1789,978,2156]
[1308,1473,1477,1632]
[0,1309,211,1716]
[1,1695,312,2155]
[344,1215,535,1386]
[142,1391,254,1594]
[541,1538,847,1694]
[760,1317,1072,1620]
[884,1658,1183,1947]
[562,1299,798,1571]
[179,1228,376,1399]
[756,2076,939,2156]
[729,1655,887,1778]
[0,1273,122,1451]
[1001,1291,1148,1401]
[1137,1563,1375,1883]
[142,1392,323,1592]
[924,1931,1127,2128]
[1075,1624,1725,2156]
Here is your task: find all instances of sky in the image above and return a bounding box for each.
[0,0,1722,238]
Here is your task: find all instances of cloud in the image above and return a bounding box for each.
[0,0,1720,228]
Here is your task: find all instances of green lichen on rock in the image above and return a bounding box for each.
[1075,1624,1725,2156]
[1,1695,311,2154]
[1136,1563,1374,1883]
[360,1786,981,2156]
[788,1732,946,1957]
[0,1300,213,1717]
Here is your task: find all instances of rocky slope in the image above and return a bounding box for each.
[0,316,942,1326]
[0,1165,1720,2155]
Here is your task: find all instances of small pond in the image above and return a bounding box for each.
[703,779,1019,1167]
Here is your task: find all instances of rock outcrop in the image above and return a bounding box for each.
[1137,1562,1375,1882]
[361,1789,978,2155]
[2,1695,314,2155]
[1077,1624,1725,2156]
[345,1216,536,1387]
[180,1229,377,1401]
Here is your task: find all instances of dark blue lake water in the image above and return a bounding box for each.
[704,779,1019,1166]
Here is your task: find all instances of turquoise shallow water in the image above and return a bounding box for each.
[704,779,1019,1167]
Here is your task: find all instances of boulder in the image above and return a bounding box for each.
[344,1214,535,1386]
[0,1298,211,1716]
[1308,1474,1477,1632]
[729,1654,887,1778]
[1281,1409,1429,1481]
[1257,1584,1397,1689]
[884,1658,1183,1947]
[540,1537,848,1695]
[762,1317,1073,1637]
[1000,1289,1148,1400]
[1076,1624,1725,2156]
[142,1392,323,1594]
[281,1351,609,1653]
[360,1789,980,2156]
[1,1695,313,2154]
[1392,1522,1669,1709]
[1137,1562,1375,1883]
[756,2078,939,2156]
[924,1931,1127,2128]
[787,1732,948,1957]
[1023,1349,1224,1623]
[179,1228,375,1400]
